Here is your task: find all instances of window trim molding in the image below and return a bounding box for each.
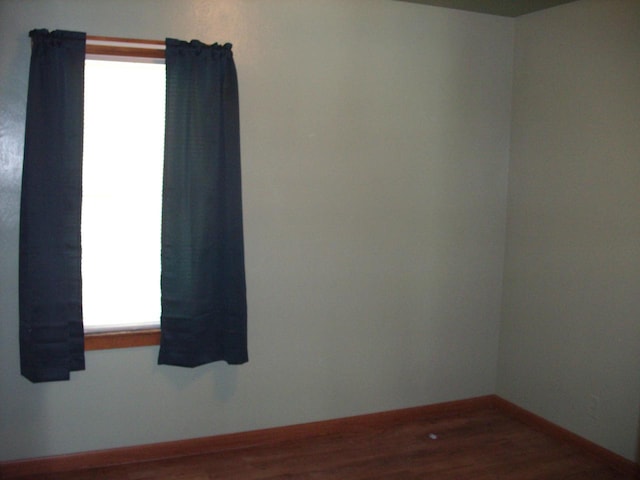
[86,35,165,58]
[85,329,161,351]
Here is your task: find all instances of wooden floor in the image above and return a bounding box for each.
[14,408,635,479]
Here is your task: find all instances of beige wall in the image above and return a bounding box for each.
[0,0,512,461]
[498,0,640,461]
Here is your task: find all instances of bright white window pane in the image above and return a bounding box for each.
[82,59,165,333]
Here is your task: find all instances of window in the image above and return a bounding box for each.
[82,59,164,333]
[82,39,166,349]
[21,31,247,380]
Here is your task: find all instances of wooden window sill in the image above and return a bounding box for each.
[85,329,161,351]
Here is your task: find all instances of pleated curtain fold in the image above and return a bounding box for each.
[19,29,87,382]
[158,39,248,367]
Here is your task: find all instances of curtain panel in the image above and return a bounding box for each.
[158,39,248,367]
[19,29,87,382]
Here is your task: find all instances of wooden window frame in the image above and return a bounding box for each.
[85,329,161,351]
[84,35,165,351]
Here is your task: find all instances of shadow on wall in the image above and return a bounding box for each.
[0,31,53,462]
[637,403,640,463]
[0,321,52,461]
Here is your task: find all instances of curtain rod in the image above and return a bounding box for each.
[86,35,165,59]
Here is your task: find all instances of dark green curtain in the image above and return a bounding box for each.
[158,39,248,367]
[19,29,86,382]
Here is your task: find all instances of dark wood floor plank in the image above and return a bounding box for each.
[11,408,637,479]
